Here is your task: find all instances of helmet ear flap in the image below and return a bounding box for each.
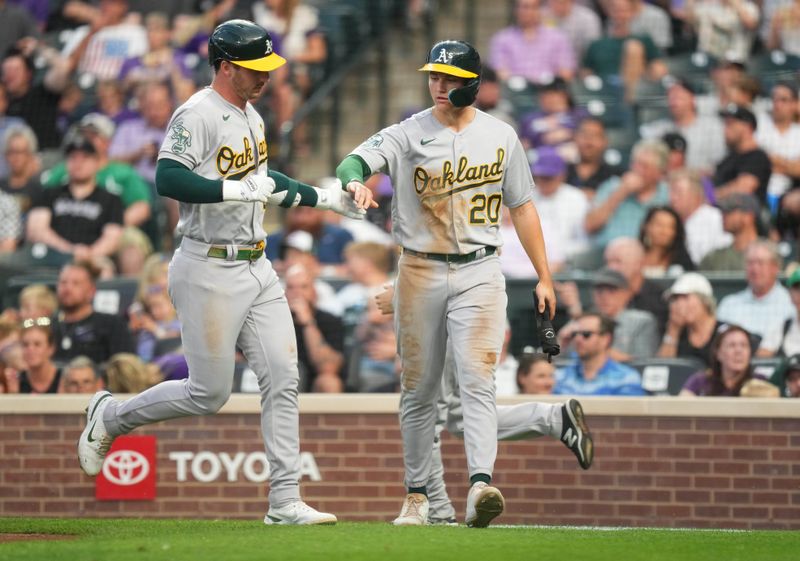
[448,77,480,107]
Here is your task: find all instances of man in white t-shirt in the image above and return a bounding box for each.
[668,168,732,264]
[759,268,800,357]
[756,82,800,205]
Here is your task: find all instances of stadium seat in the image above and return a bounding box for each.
[94,277,139,316]
[665,52,717,94]
[751,357,783,380]
[745,50,800,92]
[627,357,706,396]
[502,77,540,121]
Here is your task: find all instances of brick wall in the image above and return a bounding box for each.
[1,397,799,529]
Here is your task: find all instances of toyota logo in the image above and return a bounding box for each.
[102,450,150,486]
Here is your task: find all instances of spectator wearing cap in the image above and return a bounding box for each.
[686,0,760,62]
[557,268,658,361]
[61,0,147,83]
[717,240,794,340]
[581,0,668,102]
[669,169,732,265]
[640,79,726,174]
[565,117,623,197]
[2,48,63,149]
[518,77,588,160]
[553,311,646,396]
[25,134,123,268]
[543,0,602,60]
[42,113,153,229]
[529,147,590,269]
[699,193,762,271]
[585,139,670,250]
[658,272,724,366]
[770,353,800,397]
[713,103,772,205]
[756,82,800,210]
[489,0,577,84]
[758,268,800,358]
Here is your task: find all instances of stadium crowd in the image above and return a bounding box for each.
[1,0,800,399]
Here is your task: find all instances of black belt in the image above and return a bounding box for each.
[403,246,496,264]
[207,240,265,261]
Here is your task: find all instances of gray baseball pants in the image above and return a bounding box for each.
[103,237,302,507]
[395,253,506,488]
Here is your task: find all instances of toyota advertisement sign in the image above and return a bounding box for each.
[95,435,157,501]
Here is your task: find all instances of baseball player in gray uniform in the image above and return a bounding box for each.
[374,284,594,524]
[77,20,373,525]
[337,40,557,527]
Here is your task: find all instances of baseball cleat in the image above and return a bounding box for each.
[77,391,115,476]
[561,398,594,470]
[264,501,337,525]
[465,482,504,528]
[392,493,429,526]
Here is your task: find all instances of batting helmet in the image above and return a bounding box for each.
[418,40,481,107]
[208,19,286,72]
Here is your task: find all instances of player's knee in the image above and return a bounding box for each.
[193,389,231,414]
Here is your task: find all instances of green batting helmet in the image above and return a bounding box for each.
[418,40,481,107]
[208,19,286,72]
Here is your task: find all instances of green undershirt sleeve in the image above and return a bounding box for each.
[267,169,319,207]
[336,154,372,186]
[156,159,223,203]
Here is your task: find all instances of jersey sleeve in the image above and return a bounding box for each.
[501,138,534,208]
[349,123,408,177]
[158,106,209,171]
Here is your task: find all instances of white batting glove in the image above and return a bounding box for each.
[222,169,276,203]
[313,179,366,220]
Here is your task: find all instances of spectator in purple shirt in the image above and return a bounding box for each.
[489,0,577,85]
[518,78,589,161]
[681,324,770,396]
[118,12,196,103]
[108,82,174,185]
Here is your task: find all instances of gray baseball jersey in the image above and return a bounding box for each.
[350,108,541,495]
[103,86,306,509]
[159,87,269,245]
[351,108,533,254]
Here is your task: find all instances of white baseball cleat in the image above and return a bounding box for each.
[392,493,429,526]
[465,482,504,528]
[264,501,337,525]
[77,391,116,476]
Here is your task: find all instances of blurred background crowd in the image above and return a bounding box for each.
[1,0,800,400]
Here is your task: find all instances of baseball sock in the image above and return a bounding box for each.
[470,473,491,486]
[408,486,427,496]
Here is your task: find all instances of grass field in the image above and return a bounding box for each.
[1,518,798,561]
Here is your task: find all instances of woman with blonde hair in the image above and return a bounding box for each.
[104,353,162,393]
[18,317,61,394]
[18,284,58,320]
